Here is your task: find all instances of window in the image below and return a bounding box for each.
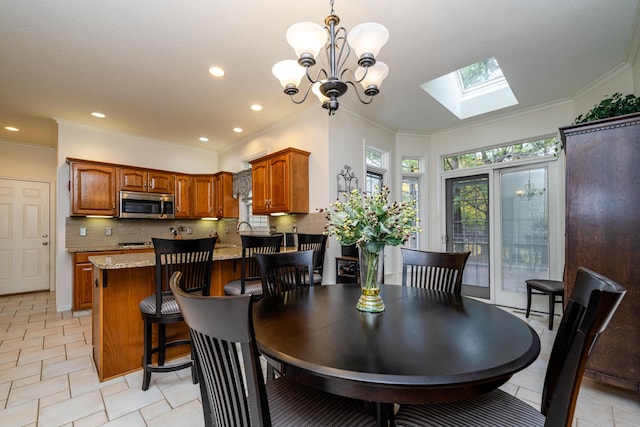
[457,56,504,93]
[443,137,557,171]
[365,147,387,193]
[402,157,423,249]
[239,164,269,231]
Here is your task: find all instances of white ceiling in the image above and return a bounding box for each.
[1,0,639,151]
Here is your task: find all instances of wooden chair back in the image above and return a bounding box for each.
[151,237,216,316]
[239,234,283,294]
[255,250,315,298]
[296,233,328,275]
[170,274,269,427]
[541,267,626,426]
[401,248,470,295]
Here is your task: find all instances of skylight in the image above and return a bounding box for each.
[420,56,518,120]
[457,57,504,93]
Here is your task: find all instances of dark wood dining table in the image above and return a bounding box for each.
[253,283,541,421]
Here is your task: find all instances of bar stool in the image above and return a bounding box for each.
[139,237,216,391]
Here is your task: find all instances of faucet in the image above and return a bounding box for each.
[236,221,253,233]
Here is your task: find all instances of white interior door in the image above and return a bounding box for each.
[0,179,50,294]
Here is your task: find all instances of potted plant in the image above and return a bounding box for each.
[557,92,640,153]
[322,186,421,312]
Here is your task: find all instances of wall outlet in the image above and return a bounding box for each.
[187,227,192,235]
[105,227,112,236]
[80,227,87,236]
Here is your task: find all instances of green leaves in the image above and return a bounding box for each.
[574,93,640,124]
[322,186,421,248]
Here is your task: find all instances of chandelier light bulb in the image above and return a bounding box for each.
[272,60,306,93]
[348,23,389,62]
[286,22,328,63]
[355,61,389,93]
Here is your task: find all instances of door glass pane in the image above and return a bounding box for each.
[500,168,549,293]
[446,175,489,298]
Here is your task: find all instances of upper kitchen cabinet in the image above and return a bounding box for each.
[250,147,310,215]
[193,175,215,218]
[69,159,118,216]
[214,172,238,218]
[193,173,238,218]
[174,174,192,218]
[119,168,175,194]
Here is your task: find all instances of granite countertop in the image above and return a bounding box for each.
[88,245,296,269]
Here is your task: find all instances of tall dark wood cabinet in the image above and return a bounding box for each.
[560,113,640,393]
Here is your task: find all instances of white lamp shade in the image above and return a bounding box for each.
[355,61,389,89]
[272,60,306,88]
[348,23,389,58]
[312,82,329,103]
[286,22,327,59]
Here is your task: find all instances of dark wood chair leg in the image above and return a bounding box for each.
[142,320,152,391]
[525,285,532,318]
[158,324,166,366]
[548,293,555,330]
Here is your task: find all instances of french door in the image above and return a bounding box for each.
[445,163,558,310]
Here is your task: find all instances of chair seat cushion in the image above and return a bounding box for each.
[394,389,545,427]
[223,279,263,296]
[526,279,564,293]
[139,294,180,315]
[267,375,376,426]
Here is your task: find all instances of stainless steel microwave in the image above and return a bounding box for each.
[119,191,175,219]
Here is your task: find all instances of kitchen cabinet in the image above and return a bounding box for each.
[69,160,118,216]
[174,174,192,218]
[119,167,174,194]
[213,171,238,218]
[74,251,114,311]
[193,173,238,218]
[560,112,640,393]
[193,175,215,217]
[250,147,310,214]
[73,249,154,311]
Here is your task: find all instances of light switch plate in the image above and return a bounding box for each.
[80,227,87,236]
[105,227,112,236]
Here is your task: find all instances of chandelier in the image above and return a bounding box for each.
[272,0,389,115]
[515,179,546,200]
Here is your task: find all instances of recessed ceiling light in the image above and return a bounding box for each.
[250,104,263,111]
[233,127,243,133]
[209,66,225,77]
[4,126,19,132]
[91,112,106,118]
[199,137,209,142]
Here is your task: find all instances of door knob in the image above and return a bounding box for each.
[42,242,48,246]
[42,234,48,238]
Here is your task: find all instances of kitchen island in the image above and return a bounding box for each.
[89,245,243,381]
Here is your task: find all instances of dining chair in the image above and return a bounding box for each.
[223,234,283,297]
[139,237,216,391]
[394,266,626,427]
[400,248,471,295]
[255,250,315,298]
[254,249,315,381]
[526,277,565,330]
[169,272,377,427]
[296,233,328,285]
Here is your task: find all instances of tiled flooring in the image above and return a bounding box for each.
[0,292,638,427]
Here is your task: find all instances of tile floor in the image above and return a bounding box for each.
[0,291,638,427]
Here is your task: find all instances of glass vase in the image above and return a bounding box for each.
[356,245,385,312]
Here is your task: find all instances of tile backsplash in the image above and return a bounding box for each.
[65,213,327,249]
